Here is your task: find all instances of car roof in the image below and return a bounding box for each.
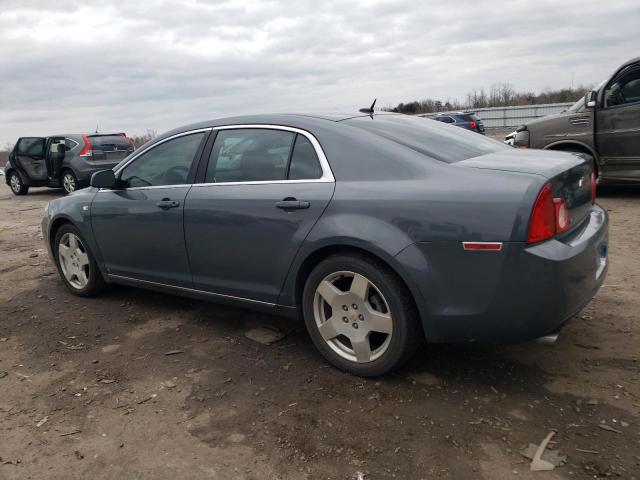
[155,112,399,140]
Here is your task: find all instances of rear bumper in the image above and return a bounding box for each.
[395,205,609,343]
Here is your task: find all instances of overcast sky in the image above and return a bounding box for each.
[0,0,638,146]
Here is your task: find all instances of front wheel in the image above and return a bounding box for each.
[8,171,28,195]
[53,224,106,296]
[302,253,422,376]
[61,170,78,194]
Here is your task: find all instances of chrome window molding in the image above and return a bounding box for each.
[113,127,213,176]
[206,124,334,184]
[98,124,334,193]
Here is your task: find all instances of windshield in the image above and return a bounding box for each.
[344,114,507,163]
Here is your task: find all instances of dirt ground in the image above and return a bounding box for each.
[0,182,638,480]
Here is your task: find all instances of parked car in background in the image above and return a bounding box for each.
[41,112,607,376]
[504,130,516,146]
[4,133,135,195]
[421,112,486,134]
[512,57,640,184]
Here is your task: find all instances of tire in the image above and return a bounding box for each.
[61,169,78,194]
[53,224,107,296]
[8,171,28,195]
[302,253,422,376]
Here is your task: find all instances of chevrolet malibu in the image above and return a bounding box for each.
[41,113,609,376]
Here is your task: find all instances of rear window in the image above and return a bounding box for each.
[344,114,507,163]
[88,134,131,148]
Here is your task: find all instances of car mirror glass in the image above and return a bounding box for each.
[90,169,117,189]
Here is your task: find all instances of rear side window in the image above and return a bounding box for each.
[288,135,323,180]
[457,114,479,122]
[344,114,507,163]
[206,129,295,183]
[435,116,454,124]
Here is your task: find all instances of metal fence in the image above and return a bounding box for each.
[429,103,575,129]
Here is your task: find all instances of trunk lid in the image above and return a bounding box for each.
[457,148,594,229]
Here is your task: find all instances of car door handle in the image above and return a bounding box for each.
[156,198,180,209]
[275,199,310,210]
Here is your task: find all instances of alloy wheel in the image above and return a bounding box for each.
[313,271,393,363]
[58,232,90,289]
[63,173,76,193]
[10,174,21,193]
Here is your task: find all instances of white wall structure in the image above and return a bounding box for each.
[421,103,576,129]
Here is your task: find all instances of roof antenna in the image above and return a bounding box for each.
[359,98,377,115]
[95,124,99,134]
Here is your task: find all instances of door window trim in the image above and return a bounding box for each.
[193,124,335,187]
[107,125,334,191]
[106,128,212,191]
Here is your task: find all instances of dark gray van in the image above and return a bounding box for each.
[513,57,640,184]
[5,133,135,195]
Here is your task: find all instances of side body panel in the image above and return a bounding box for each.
[90,187,193,287]
[184,182,334,304]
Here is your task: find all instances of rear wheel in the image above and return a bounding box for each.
[62,170,78,194]
[8,171,28,195]
[302,253,421,376]
[53,224,106,296]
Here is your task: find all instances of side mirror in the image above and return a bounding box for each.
[90,169,117,189]
[585,90,597,108]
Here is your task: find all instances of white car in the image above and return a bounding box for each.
[504,130,517,146]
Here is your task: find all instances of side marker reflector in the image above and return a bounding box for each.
[462,242,503,251]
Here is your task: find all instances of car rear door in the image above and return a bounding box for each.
[184,126,335,304]
[13,137,47,182]
[596,62,640,181]
[90,130,209,287]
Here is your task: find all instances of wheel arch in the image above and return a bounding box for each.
[288,243,425,337]
[48,216,74,252]
[544,141,599,175]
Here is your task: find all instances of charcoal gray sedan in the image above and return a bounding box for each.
[41,113,609,376]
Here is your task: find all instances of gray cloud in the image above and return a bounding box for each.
[0,0,638,145]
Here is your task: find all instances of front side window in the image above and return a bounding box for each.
[18,138,45,157]
[120,132,205,188]
[604,67,640,107]
[206,129,295,183]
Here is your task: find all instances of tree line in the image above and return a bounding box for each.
[384,82,591,114]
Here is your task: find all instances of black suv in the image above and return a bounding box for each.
[5,133,135,195]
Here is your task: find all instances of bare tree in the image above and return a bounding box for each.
[130,129,158,148]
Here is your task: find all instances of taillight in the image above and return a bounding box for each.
[527,182,572,244]
[124,135,135,149]
[590,170,596,204]
[469,121,477,129]
[79,135,93,157]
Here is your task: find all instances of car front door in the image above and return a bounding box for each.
[91,130,209,287]
[184,126,335,304]
[13,137,47,182]
[596,63,640,181]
